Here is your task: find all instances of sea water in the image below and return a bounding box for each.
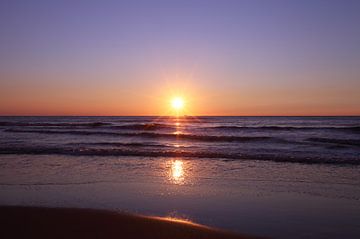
[0,116,359,238]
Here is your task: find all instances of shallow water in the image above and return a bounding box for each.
[1,155,360,238]
[0,116,360,238]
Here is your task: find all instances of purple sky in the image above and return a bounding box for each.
[0,0,359,115]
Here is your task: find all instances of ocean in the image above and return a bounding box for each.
[0,116,359,164]
[0,116,360,238]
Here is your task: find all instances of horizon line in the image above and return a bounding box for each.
[0,115,359,117]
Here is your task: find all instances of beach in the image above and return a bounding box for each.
[1,154,359,238]
[2,0,360,238]
[0,206,259,239]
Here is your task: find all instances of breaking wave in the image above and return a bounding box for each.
[212,125,360,132]
[0,122,111,127]
[5,129,273,143]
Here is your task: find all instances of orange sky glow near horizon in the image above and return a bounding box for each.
[0,70,359,116]
[0,72,359,116]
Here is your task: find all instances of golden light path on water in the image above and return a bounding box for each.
[170,160,185,185]
[168,117,187,185]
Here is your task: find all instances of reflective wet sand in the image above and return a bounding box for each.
[0,155,359,238]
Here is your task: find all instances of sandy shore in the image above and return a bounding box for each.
[0,206,262,239]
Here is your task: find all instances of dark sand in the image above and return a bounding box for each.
[0,206,262,239]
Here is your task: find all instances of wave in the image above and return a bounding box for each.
[114,116,212,123]
[111,123,175,131]
[5,129,272,143]
[212,125,360,132]
[0,122,111,127]
[5,129,121,136]
[71,142,171,148]
[3,120,359,133]
[0,146,358,165]
[307,137,360,147]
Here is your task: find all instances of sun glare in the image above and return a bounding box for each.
[170,160,185,185]
[171,97,185,110]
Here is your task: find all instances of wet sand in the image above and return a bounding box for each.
[0,206,261,239]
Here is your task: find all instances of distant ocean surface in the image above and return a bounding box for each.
[0,116,359,164]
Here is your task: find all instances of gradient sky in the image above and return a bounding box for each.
[0,0,359,116]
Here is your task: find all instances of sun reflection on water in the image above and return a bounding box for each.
[169,160,185,185]
[166,118,191,185]
[173,118,182,135]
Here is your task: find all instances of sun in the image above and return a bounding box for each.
[171,97,185,110]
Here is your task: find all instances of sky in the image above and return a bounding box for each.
[0,0,359,116]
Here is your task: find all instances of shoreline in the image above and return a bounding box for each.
[0,206,262,239]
